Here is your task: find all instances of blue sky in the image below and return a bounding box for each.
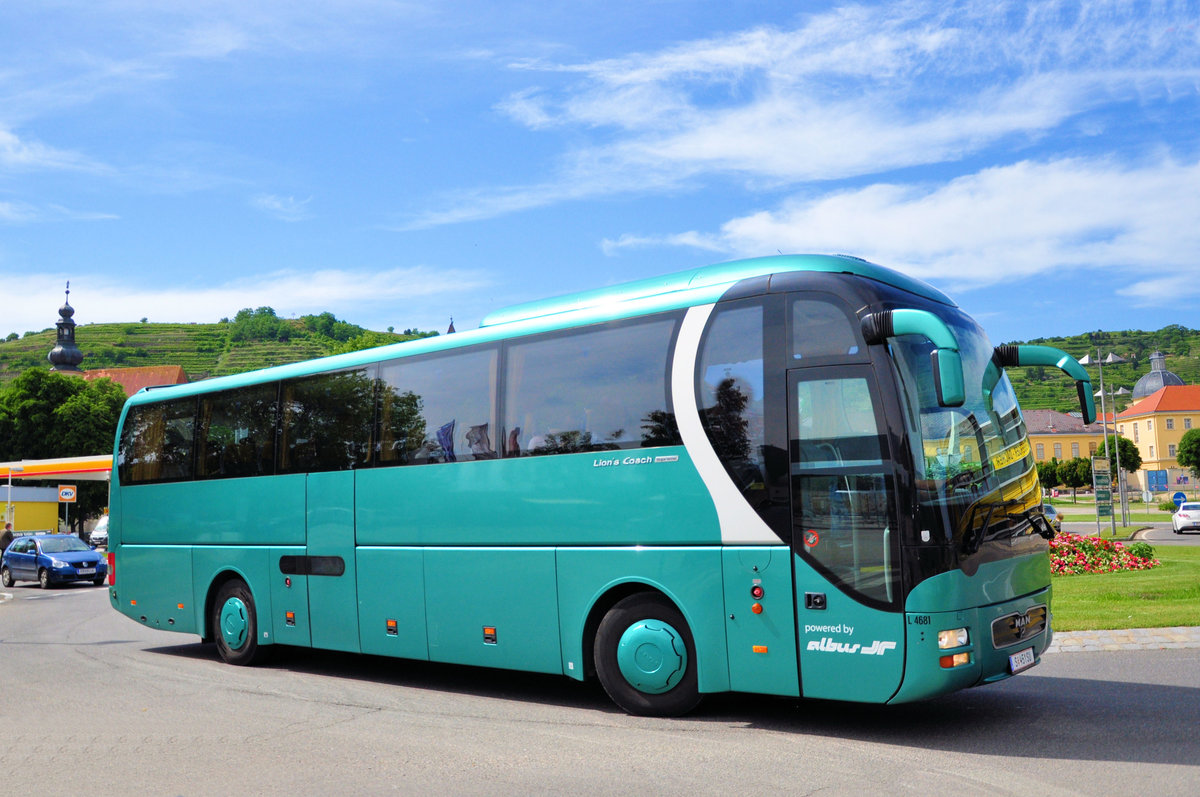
[2,1,1198,346]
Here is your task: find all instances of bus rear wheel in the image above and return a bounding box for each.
[211,579,269,666]
[594,593,702,717]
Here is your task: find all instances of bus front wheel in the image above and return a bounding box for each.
[211,579,268,666]
[594,594,702,717]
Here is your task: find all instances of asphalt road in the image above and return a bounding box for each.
[1063,521,1200,546]
[2,585,1198,795]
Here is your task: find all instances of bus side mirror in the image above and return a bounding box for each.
[993,344,1095,424]
[861,309,965,407]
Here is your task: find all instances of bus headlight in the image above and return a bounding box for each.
[937,627,969,649]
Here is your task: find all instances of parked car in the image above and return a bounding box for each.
[1,533,108,588]
[1041,504,1062,533]
[1172,502,1200,534]
[89,516,109,547]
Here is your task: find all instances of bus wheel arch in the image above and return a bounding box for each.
[592,590,702,717]
[206,573,270,666]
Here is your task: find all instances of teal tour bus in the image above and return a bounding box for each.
[107,254,1092,716]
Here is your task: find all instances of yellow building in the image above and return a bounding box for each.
[1115,384,1200,493]
[3,486,60,531]
[1023,409,1105,463]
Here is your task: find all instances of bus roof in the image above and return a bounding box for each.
[123,253,952,405]
[480,253,953,328]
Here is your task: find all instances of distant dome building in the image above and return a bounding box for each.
[1132,351,1184,401]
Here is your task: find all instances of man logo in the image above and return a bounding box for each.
[1012,612,1031,639]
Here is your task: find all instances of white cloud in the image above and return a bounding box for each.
[0,127,107,172]
[415,1,1200,226]
[0,265,494,339]
[252,194,313,222]
[603,156,1200,299]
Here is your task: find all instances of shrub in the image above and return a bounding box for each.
[1159,499,1178,512]
[1126,541,1156,560]
[1049,534,1160,575]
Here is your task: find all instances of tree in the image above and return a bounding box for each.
[1177,428,1200,479]
[1059,457,1093,502]
[0,369,126,532]
[1037,459,1060,492]
[1093,434,1142,475]
[228,307,287,342]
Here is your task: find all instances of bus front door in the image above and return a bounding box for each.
[788,365,905,702]
[305,470,360,653]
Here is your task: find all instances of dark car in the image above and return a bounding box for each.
[1,533,108,589]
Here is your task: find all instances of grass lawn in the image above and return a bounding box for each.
[1052,546,1200,631]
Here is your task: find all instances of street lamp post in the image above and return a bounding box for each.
[6,464,24,529]
[1099,381,1131,525]
[1079,350,1127,533]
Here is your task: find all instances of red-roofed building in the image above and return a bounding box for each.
[1115,385,1200,493]
[84,365,189,397]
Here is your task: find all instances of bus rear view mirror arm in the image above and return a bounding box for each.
[861,309,965,407]
[993,345,1095,424]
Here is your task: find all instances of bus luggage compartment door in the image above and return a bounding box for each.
[305,471,360,653]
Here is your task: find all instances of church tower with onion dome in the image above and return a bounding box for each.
[47,282,84,372]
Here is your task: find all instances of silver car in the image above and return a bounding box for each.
[88,516,108,547]
[1172,502,1200,534]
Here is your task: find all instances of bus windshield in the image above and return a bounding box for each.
[889,312,1038,548]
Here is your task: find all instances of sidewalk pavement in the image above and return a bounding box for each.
[1048,626,1200,653]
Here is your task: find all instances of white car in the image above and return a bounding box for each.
[89,516,109,547]
[1171,502,1200,534]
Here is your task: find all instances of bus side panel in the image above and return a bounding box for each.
[191,546,274,644]
[722,547,799,696]
[113,545,196,635]
[794,554,905,703]
[357,547,427,660]
[556,547,730,694]
[119,475,307,546]
[355,448,720,547]
[425,547,560,674]
[269,546,311,648]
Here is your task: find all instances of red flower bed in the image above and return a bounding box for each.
[1049,534,1160,576]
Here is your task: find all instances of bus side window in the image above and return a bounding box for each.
[697,301,766,502]
[791,298,862,361]
[197,383,279,479]
[376,347,497,467]
[119,398,197,484]
[503,315,680,457]
[279,370,372,474]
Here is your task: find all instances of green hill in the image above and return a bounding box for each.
[0,309,437,384]
[1001,324,1200,415]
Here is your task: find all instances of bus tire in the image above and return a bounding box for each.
[211,579,269,666]
[594,593,702,717]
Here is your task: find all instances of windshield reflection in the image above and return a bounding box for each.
[890,313,1040,548]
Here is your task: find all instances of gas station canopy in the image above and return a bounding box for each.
[0,455,113,482]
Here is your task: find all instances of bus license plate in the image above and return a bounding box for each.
[78,568,95,575]
[1008,647,1036,674]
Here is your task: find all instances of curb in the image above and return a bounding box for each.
[1048,626,1200,653]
